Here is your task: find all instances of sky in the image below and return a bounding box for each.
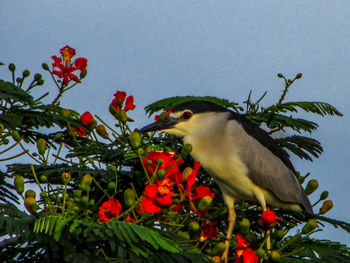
[1,0,349,245]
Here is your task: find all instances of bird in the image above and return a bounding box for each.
[140,100,313,262]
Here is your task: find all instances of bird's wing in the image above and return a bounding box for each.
[227,114,313,213]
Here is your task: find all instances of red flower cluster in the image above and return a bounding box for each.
[235,235,259,263]
[111,91,136,112]
[99,198,122,222]
[200,221,219,241]
[80,111,94,127]
[72,126,87,137]
[258,209,281,229]
[51,45,87,86]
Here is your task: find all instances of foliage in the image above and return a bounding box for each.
[0,50,349,263]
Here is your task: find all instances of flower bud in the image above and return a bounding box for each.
[73,190,82,198]
[53,133,63,140]
[157,169,166,180]
[146,160,153,166]
[80,70,87,79]
[40,175,48,183]
[305,179,318,195]
[319,200,333,215]
[109,165,117,173]
[188,221,200,234]
[156,159,163,165]
[12,130,20,142]
[0,124,4,135]
[14,175,25,195]
[22,70,30,78]
[42,63,49,71]
[239,218,250,235]
[124,188,135,207]
[277,73,283,78]
[211,242,226,255]
[181,143,192,156]
[320,191,329,200]
[34,73,42,81]
[25,189,36,199]
[36,138,47,155]
[40,192,48,199]
[198,196,213,212]
[81,174,93,189]
[37,79,44,86]
[62,172,71,184]
[119,110,128,123]
[16,77,22,84]
[8,63,16,72]
[96,124,109,139]
[270,250,281,262]
[109,103,118,117]
[61,109,72,118]
[176,231,190,240]
[89,199,95,207]
[107,182,116,192]
[80,196,89,208]
[25,197,37,214]
[256,248,266,259]
[302,219,318,234]
[129,131,141,148]
[182,167,193,181]
[295,73,303,79]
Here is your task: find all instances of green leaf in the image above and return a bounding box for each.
[0,80,34,106]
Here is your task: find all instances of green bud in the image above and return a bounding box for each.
[274,229,285,241]
[305,179,319,195]
[96,124,109,139]
[188,221,200,234]
[146,160,153,165]
[40,175,48,183]
[157,169,166,180]
[62,172,71,184]
[270,250,281,262]
[198,196,213,212]
[298,175,305,184]
[295,73,303,79]
[239,218,250,235]
[14,175,25,195]
[74,197,80,203]
[138,148,144,155]
[22,70,30,78]
[3,138,9,145]
[42,63,49,71]
[277,73,283,78]
[36,138,47,155]
[34,73,42,81]
[157,159,164,165]
[109,103,118,117]
[73,190,82,198]
[181,143,193,156]
[25,197,37,214]
[37,79,44,86]
[319,200,333,215]
[255,248,266,259]
[119,110,128,123]
[16,77,22,84]
[61,109,72,118]
[117,98,123,107]
[109,165,117,173]
[204,249,212,255]
[107,182,116,192]
[80,70,87,79]
[89,199,95,207]
[320,191,329,200]
[176,231,190,240]
[211,242,226,255]
[80,196,89,208]
[81,174,93,188]
[302,219,318,234]
[8,63,16,72]
[25,189,36,199]
[124,188,135,207]
[53,133,63,140]
[129,131,141,148]
[0,124,4,134]
[12,130,20,142]
[40,192,48,199]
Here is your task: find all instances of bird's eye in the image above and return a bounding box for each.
[183,111,192,120]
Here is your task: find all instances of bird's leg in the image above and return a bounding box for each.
[254,189,271,250]
[222,195,235,263]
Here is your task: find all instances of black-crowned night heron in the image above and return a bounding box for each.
[140,100,313,262]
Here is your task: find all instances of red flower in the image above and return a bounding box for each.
[125,213,135,223]
[139,178,174,213]
[258,210,281,229]
[51,45,88,86]
[200,221,218,241]
[99,199,122,222]
[111,91,136,112]
[235,235,259,263]
[143,151,184,177]
[71,126,87,137]
[80,111,94,127]
[155,108,173,121]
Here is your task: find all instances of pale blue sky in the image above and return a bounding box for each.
[1,0,349,245]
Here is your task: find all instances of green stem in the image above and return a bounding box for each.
[61,182,68,216]
[18,141,41,164]
[53,142,63,165]
[92,177,113,199]
[137,150,150,182]
[281,247,305,258]
[0,150,26,161]
[278,233,302,252]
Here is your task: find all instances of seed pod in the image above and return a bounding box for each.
[319,200,333,215]
[25,189,36,199]
[124,188,135,207]
[129,131,141,148]
[96,124,109,139]
[36,138,47,155]
[188,221,200,234]
[107,182,116,192]
[239,218,250,235]
[270,250,281,262]
[198,196,213,212]
[181,143,193,156]
[305,179,319,195]
[24,197,37,214]
[12,130,20,142]
[211,242,226,255]
[302,219,318,234]
[14,175,25,195]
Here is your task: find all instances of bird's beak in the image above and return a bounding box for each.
[140,117,178,133]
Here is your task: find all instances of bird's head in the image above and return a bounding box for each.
[140,100,230,137]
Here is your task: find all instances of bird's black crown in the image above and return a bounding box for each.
[172,100,230,114]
